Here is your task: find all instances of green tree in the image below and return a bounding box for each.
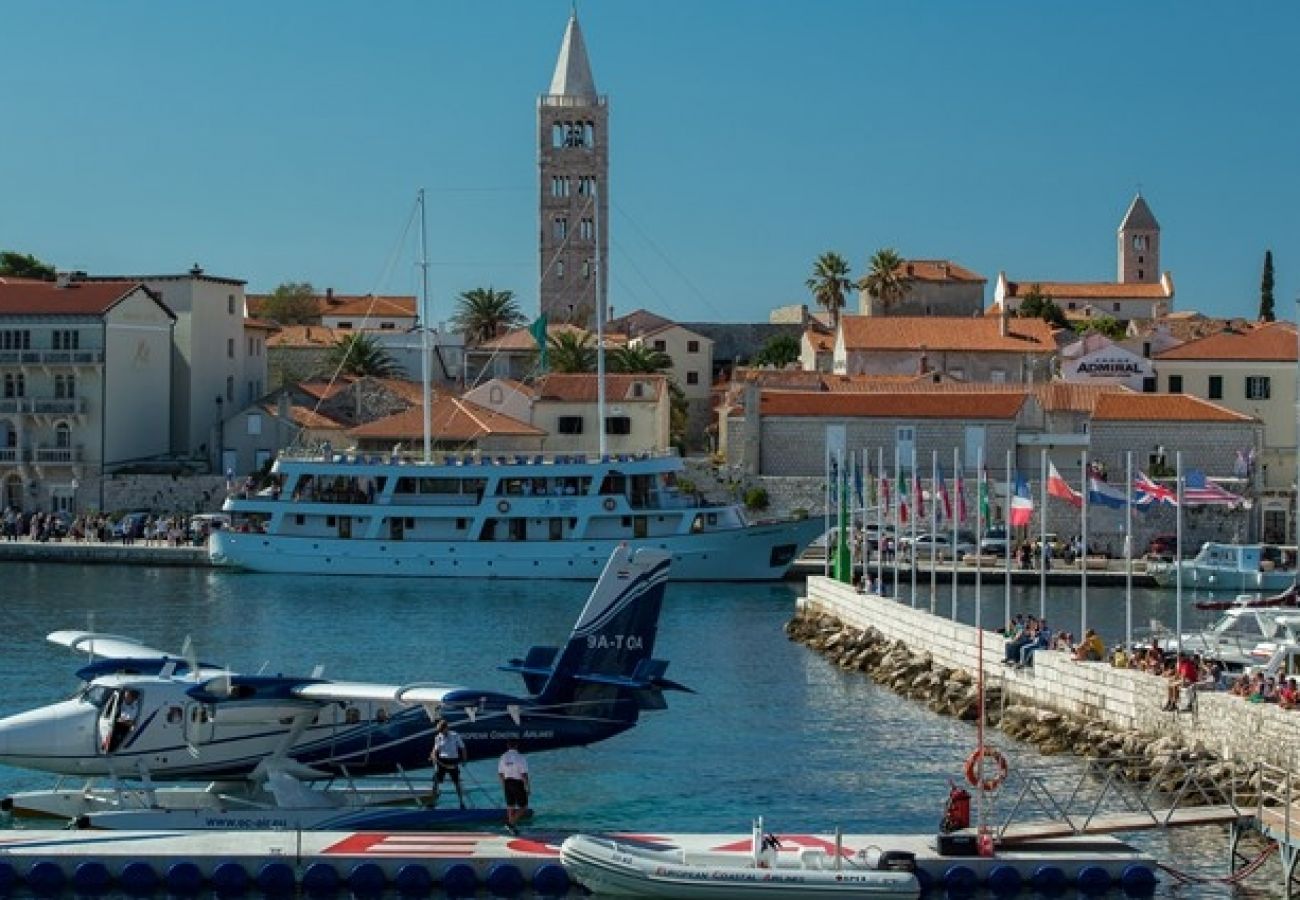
[547,330,596,373]
[0,251,56,280]
[857,248,911,313]
[451,287,525,344]
[1015,284,1069,329]
[261,282,319,324]
[752,333,801,367]
[668,381,689,453]
[1076,316,1127,340]
[1260,250,1275,322]
[609,343,672,374]
[327,332,403,378]
[805,251,854,330]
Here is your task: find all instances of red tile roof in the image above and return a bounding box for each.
[897,259,985,283]
[839,315,1056,352]
[262,402,346,430]
[0,280,169,317]
[759,390,1028,419]
[1155,322,1298,362]
[1004,280,1171,300]
[804,328,835,352]
[266,325,341,348]
[246,293,416,320]
[533,373,666,402]
[349,395,543,441]
[1091,393,1254,423]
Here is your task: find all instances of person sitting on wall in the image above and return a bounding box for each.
[1072,629,1105,663]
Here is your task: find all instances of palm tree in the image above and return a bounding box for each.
[327,332,403,378]
[547,331,596,373]
[451,287,525,344]
[857,248,911,314]
[609,344,672,374]
[806,252,854,330]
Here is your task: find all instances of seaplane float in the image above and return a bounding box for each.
[0,546,688,830]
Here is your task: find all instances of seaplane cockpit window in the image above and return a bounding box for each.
[78,685,112,708]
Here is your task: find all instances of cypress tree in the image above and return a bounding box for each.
[1259,250,1275,322]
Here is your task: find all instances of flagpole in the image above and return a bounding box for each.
[931,449,938,613]
[1005,448,1012,630]
[893,449,900,601]
[911,446,918,608]
[1176,450,1184,657]
[1125,450,1133,655]
[861,448,869,586]
[1039,447,1047,620]
[951,447,960,621]
[877,446,885,593]
[1081,449,1089,643]
[975,445,983,628]
[823,441,831,578]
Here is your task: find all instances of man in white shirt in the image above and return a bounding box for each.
[429,719,468,809]
[497,738,530,834]
[110,689,141,752]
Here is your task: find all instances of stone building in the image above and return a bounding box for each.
[832,314,1057,382]
[857,259,986,317]
[538,11,607,326]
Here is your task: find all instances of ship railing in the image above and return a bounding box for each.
[275,447,680,466]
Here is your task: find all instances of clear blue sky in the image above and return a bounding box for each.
[2,2,1296,324]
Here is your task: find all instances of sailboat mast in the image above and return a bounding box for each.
[418,188,432,463]
[595,184,607,458]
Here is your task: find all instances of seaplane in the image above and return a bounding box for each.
[0,546,687,828]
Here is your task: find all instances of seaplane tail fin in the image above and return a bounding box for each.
[532,546,678,721]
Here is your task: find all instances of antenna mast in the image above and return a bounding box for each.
[595,183,607,458]
[418,188,432,463]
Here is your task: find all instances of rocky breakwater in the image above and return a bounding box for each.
[786,608,1239,799]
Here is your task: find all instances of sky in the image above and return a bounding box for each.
[2,2,1297,325]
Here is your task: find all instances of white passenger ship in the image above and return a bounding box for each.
[212,449,820,580]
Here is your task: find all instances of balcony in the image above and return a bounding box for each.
[0,397,87,415]
[33,446,82,464]
[0,448,31,466]
[0,349,105,366]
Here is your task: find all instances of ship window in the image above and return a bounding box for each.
[295,515,305,526]
[549,518,564,540]
[326,516,336,527]
[707,514,718,526]
[456,518,467,530]
[621,517,631,527]
[509,518,526,541]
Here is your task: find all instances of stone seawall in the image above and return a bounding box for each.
[800,576,1300,769]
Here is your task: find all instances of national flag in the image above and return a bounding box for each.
[528,315,549,370]
[1087,477,1128,510]
[1047,461,1083,508]
[879,474,890,511]
[1133,471,1177,508]
[955,470,968,523]
[978,468,991,524]
[868,460,878,507]
[832,464,852,583]
[898,471,910,524]
[936,465,953,522]
[1009,473,1034,526]
[913,469,926,519]
[1184,470,1245,508]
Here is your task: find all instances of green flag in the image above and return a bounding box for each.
[833,463,853,584]
[529,315,549,371]
[979,469,991,525]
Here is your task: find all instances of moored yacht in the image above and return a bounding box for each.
[212,450,820,580]
[1149,541,1296,592]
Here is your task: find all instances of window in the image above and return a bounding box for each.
[687,340,699,353]
[1208,375,1223,400]
[556,260,564,278]
[558,416,584,435]
[578,176,596,196]
[247,414,262,436]
[553,217,567,240]
[226,376,234,402]
[1142,377,1156,393]
[605,416,632,435]
[1,330,31,350]
[1137,270,1144,279]
[579,218,594,240]
[1113,302,1121,312]
[631,382,644,398]
[1142,342,1151,358]
[686,371,699,385]
[337,321,353,330]
[896,425,916,470]
[551,176,570,197]
[582,259,592,278]
[1246,376,1272,400]
[228,295,235,314]
[53,330,79,350]
[3,373,24,398]
[227,338,235,359]
[55,422,71,448]
[653,340,666,352]
[1168,375,1183,394]
[54,374,76,398]
[990,369,1007,383]
[247,337,254,356]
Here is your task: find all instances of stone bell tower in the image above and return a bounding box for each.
[538,10,608,327]
[1118,193,1160,284]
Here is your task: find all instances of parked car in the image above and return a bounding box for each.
[981,526,1011,557]
[901,533,976,561]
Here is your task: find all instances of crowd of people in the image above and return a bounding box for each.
[1,506,209,546]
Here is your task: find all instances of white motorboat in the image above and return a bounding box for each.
[1141,603,1300,671]
[213,450,820,580]
[560,820,920,899]
[1149,542,1297,592]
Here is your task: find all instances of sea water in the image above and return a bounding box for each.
[0,563,1269,897]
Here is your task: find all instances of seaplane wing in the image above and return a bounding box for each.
[291,682,462,705]
[47,631,173,660]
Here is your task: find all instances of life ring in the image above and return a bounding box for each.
[497,500,510,514]
[603,497,617,511]
[964,747,1009,792]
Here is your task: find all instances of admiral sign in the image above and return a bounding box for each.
[1062,346,1152,389]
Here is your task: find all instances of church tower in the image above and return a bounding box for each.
[1117,193,1160,284]
[538,11,608,326]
